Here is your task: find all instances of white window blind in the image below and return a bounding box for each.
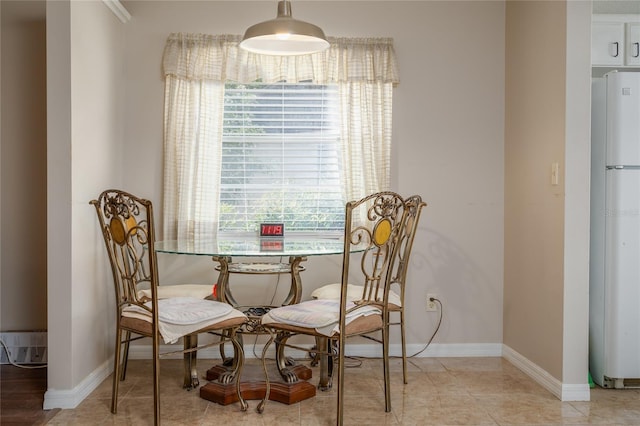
[218,82,345,234]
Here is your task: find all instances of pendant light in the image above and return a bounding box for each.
[240,1,329,56]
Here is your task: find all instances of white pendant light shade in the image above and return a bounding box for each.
[240,1,329,56]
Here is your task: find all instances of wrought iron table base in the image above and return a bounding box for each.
[199,255,319,405]
[200,362,315,405]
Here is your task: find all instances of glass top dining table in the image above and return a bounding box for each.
[155,236,349,258]
[156,236,354,393]
[155,236,358,308]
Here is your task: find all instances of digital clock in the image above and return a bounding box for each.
[259,223,285,238]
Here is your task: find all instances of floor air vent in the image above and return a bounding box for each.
[0,331,47,364]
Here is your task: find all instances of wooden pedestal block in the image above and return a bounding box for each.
[200,364,316,405]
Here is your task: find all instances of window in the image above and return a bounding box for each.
[161,34,398,241]
[219,82,344,234]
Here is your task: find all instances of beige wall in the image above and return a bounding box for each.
[7,0,589,407]
[502,0,591,394]
[563,0,592,389]
[46,0,126,399]
[121,0,506,349]
[504,0,567,380]
[0,1,47,332]
[46,0,74,391]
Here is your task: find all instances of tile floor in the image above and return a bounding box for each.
[46,356,640,425]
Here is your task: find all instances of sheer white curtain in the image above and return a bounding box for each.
[162,78,223,240]
[339,81,394,204]
[162,33,399,240]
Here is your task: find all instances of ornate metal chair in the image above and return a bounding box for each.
[384,195,426,383]
[310,194,426,384]
[90,189,249,424]
[256,191,407,424]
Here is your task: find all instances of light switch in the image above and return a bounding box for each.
[551,162,559,186]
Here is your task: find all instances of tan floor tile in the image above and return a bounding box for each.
[439,357,515,373]
[407,357,448,373]
[45,358,640,425]
[210,400,300,425]
[394,405,499,426]
[45,398,112,425]
[474,392,590,425]
[391,392,478,412]
[568,399,640,425]
[300,394,398,426]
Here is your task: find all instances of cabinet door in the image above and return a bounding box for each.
[592,22,625,66]
[626,23,640,66]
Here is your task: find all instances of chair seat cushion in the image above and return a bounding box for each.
[120,314,247,339]
[261,299,381,337]
[122,297,246,343]
[310,283,402,308]
[136,284,213,301]
[261,314,383,337]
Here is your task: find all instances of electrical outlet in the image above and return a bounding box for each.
[426,294,438,312]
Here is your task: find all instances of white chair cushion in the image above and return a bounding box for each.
[261,299,381,337]
[311,283,402,307]
[122,297,246,344]
[137,284,213,301]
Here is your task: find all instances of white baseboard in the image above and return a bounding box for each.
[43,342,501,409]
[43,358,113,410]
[403,342,503,358]
[502,344,590,401]
[45,342,590,410]
[126,341,504,359]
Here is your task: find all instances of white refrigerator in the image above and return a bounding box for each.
[590,71,640,389]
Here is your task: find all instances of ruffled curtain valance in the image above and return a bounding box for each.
[162,33,399,85]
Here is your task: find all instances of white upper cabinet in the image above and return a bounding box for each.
[593,21,625,66]
[627,23,640,66]
[593,15,640,67]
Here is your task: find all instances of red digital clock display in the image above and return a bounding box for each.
[260,223,284,237]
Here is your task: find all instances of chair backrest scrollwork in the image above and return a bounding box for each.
[90,190,160,318]
[340,191,406,315]
[389,195,427,303]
